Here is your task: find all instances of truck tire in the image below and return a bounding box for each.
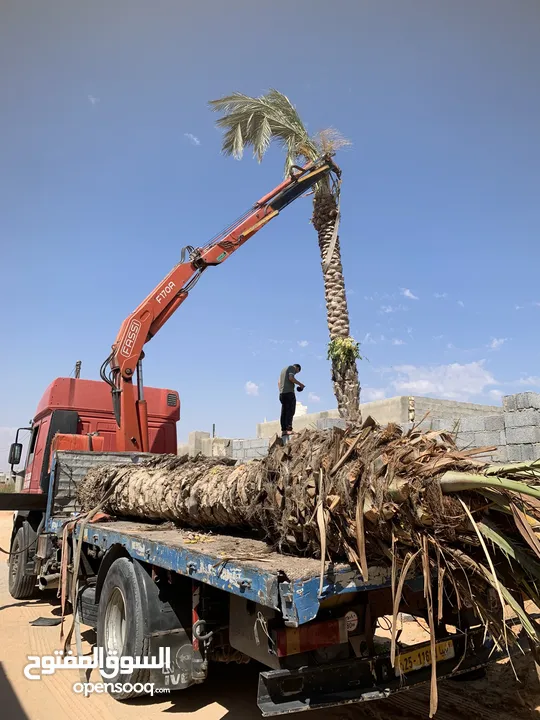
[96,557,150,699]
[78,585,98,628]
[8,526,37,600]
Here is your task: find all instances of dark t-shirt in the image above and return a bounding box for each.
[279,365,296,394]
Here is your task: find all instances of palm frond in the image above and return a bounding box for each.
[315,128,352,155]
[209,89,320,171]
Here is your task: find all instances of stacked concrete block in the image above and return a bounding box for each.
[439,414,507,463]
[200,437,233,458]
[413,396,502,423]
[187,431,210,457]
[400,421,415,434]
[502,393,540,463]
[231,438,270,461]
[257,410,340,439]
[316,418,347,431]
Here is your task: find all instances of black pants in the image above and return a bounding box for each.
[279,392,296,433]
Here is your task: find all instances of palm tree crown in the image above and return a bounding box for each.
[209,89,348,176]
[210,89,361,422]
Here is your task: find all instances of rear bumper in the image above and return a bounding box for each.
[257,626,527,716]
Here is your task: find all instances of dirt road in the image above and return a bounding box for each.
[0,511,538,719]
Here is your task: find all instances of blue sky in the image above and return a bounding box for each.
[1,0,540,468]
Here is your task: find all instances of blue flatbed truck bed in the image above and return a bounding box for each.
[9,450,525,715]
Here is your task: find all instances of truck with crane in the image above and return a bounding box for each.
[2,156,518,715]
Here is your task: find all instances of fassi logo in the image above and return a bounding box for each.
[120,319,142,357]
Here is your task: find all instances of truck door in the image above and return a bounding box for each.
[23,419,49,493]
[23,410,79,493]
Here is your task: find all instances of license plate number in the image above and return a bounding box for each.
[395,640,455,676]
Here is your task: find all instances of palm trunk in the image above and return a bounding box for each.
[312,189,361,422]
[76,420,540,685]
[77,455,259,529]
[77,421,485,557]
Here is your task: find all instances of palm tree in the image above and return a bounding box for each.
[209,90,361,422]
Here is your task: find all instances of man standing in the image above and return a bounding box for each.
[278,364,304,435]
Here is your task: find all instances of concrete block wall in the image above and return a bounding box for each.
[501,393,540,462]
[414,397,503,423]
[256,395,500,439]
[415,393,540,464]
[256,409,341,440]
[178,432,235,459]
[231,438,270,461]
[316,418,347,431]
[179,393,540,466]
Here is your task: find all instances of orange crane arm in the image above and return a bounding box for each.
[101,155,341,452]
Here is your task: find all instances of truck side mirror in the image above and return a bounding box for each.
[8,442,22,466]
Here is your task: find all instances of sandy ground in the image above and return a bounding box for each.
[0,510,539,720]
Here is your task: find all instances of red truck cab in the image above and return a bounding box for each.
[13,377,180,494]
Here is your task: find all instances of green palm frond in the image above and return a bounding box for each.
[209,89,320,169]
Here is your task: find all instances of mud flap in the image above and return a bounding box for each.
[148,629,195,690]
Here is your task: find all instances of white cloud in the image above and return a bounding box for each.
[244,381,259,396]
[488,337,507,350]
[88,94,99,105]
[184,133,201,146]
[515,304,524,310]
[362,388,386,402]
[308,392,321,403]
[392,339,405,346]
[457,300,465,307]
[297,340,309,347]
[392,361,496,401]
[518,376,540,386]
[434,293,448,299]
[401,288,419,300]
[489,389,503,401]
[380,304,406,314]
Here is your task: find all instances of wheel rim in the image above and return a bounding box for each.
[104,587,127,657]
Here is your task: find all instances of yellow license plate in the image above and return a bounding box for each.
[395,640,455,676]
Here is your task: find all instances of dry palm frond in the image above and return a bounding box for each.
[78,418,540,714]
[314,128,352,155]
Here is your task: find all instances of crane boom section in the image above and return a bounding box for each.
[104,155,340,451]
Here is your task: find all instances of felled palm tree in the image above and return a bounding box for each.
[209,90,361,422]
